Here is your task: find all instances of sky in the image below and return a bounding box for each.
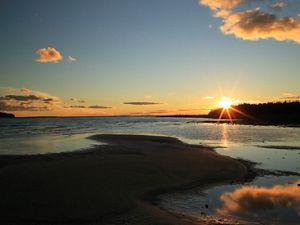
[0,0,300,117]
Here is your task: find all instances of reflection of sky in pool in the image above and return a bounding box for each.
[159,142,300,225]
[160,176,300,225]
[0,133,98,155]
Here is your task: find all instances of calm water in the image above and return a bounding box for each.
[1,116,300,224]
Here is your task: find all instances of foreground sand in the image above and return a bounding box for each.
[0,134,249,225]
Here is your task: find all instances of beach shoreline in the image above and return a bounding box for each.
[0,134,294,225]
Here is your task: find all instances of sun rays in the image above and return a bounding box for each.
[216,97,252,123]
[218,97,233,109]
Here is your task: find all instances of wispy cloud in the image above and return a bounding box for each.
[89,105,112,109]
[66,105,111,109]
[69,105,86,109]
[67,55,76,63]
[20,88,31,94]
[70,98,85,103]
[202,96,215,100]
[199,0,300,44]
[281,93,300,100]
[35,47,63,63]
[144,95,153,100]
[270,2,287,10]
[123,102,162,105]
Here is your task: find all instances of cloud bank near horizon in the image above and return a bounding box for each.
[0,87,111,113]
[0,87,60,111]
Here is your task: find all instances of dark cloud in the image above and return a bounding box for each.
[43,98,54,103]
[69,105,86,108]
[0,101,48,111]
[67,105,111,109]
[70,98,85,103]
[123,102,161,105]
[89,105,112,109]
[1,95,41,101]
[0,95,56,105]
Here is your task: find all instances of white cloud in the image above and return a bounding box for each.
[67,55,76,63]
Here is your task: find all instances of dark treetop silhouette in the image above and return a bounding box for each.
[0,112,15,118]
[208,101,300,125]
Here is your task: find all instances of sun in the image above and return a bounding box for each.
[218,97,233,109]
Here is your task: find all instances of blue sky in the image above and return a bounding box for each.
[0,0,300,116]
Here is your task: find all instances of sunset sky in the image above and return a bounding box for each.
[1,0,300,116]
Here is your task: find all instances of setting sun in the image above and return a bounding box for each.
[218,97,233,109]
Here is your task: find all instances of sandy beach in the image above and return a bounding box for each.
[0,134,251,225]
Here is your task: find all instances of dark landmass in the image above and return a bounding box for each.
[256,145,300,150]
[0,112,15,118]
[208,101,300,125]
[0,134,255,225]
[159,101,300,126]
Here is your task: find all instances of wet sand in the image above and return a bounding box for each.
[0,134,250,225]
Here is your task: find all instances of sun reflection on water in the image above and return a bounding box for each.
[221,124,228,148]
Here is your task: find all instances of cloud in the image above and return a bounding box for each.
[66,105,111,109]
[270,2,287,10]
[123,102,162,105]
[0,94,58,105]
[69,105,86,108]
[0,87,111,114]
[221,9,300,43]
[217,180,300,216]
[70,98,85,103]
[281,93,300,100]
[0,87,60,112]
[0,101,48,111]
[35,47,63,63]
[89,105,112,109]
[20,88,31,94]
[67,55,76,63]
[203,96,215,100]
[199,0,300,44]
[0,95,41,101]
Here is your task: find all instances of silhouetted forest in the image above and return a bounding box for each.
[208,101,300,125]
[0,112,15,118]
